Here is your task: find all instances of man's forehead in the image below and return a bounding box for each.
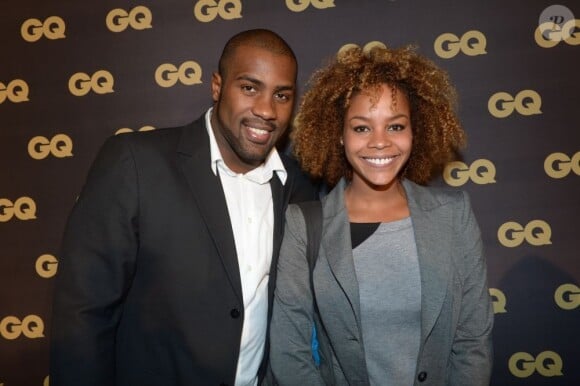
[225,46,296,81]
[230,44,293,62]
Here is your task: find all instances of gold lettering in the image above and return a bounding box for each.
[194,0,242,22]
[21,16,65,42]
[544,152,580,179]
[555,283,580,310]
[434,31,486,58]
[0,79,30,103]
[36,254,58,279]
[155,62,202,87]
[489,288,507,314]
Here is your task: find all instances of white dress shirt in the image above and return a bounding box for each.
[205,109,286,386]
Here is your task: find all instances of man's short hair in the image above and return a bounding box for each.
[218,29,297,78]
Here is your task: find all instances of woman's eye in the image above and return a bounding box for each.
[389,124,405,131]
[353,126,369,133]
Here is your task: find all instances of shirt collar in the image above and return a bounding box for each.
[205,108,287,185]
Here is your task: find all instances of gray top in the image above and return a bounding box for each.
[353,217,421,386]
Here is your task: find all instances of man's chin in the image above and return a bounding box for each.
[239,147,274,166]
[247,139,277,153]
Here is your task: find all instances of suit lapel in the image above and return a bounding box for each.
[404,180,451,340]
[270,175,285,256]
[268,175,285,303]
[176,118,243,303]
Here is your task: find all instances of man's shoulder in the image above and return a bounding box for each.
[105,116,206,150]
[278,151,319,202]
[278,151,301,173]
[136,116,205,141]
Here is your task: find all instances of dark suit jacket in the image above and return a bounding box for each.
[49,116,317,386]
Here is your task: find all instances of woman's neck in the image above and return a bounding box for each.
[344,179,410,223]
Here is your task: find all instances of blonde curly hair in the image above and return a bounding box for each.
[292,44,466,187]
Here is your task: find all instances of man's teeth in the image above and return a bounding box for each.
[249,127,268,135]
[365,157,394,165]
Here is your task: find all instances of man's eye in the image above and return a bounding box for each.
[241,85,256,93]
[275,93,291,102]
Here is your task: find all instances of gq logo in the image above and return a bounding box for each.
[36,254,58,279]
[106,6,153,32]
[443,160,496,186]
[21,16,66,42]
[155,62,202,87]
[554,283,580,310]
[28,134,73,160]
[286,0,335,12]
[115,126,156,135]
[0,79,30,104]
[338,41,387,56]
[509,351,563,378]
[194,0,242,22]
[69,71,114,96]
[488,90,542,118]
[0,197,37,222]
[489,288,507,314]
[497,220,552,248]
[434,30,487,59]
[544,152,580,179]
[0,315,45,340]
[535,19,580,48]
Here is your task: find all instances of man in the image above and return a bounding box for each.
[50,29,317,386]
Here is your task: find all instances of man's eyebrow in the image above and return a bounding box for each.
[235,75,294,92]
[274,85,295,92]
[235,75,263,86]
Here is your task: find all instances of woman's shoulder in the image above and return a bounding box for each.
[403,179,469,211]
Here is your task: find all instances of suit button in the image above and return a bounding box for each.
[230,308,240,318]
[417,371,427,382]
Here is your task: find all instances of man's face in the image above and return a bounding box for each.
[211,45,296,173]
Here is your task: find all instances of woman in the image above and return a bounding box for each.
[269,45,493,385]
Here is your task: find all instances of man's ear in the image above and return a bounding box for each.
[211,72,222,103]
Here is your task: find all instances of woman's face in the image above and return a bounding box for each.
[342,84,413,190]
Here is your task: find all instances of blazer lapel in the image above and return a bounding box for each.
[317,180,368,381]
[403,180,451,340]
[320,180,362,330]
[321,179,452,340]
[176,118,243,303]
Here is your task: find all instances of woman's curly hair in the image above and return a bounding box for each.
[291,44,466,187]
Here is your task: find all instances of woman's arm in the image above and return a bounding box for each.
[269,204,327,386]
[448,191,494,386]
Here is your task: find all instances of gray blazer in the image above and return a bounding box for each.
[270,179,493,386]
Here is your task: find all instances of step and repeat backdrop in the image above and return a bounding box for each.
[1,0,578,385]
